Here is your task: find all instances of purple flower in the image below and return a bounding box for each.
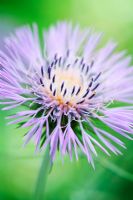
[0,22,133,167]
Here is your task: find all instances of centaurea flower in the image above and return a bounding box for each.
[0,22,133,167]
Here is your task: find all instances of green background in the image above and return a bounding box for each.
[0,0,133,199]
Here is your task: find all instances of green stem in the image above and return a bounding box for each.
[34,148,51,200]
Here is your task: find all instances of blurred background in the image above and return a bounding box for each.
[0,0,133,199]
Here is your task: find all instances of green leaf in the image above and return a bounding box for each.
[98,158,133,182]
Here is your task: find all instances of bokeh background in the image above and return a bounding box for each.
[0,0,133,199]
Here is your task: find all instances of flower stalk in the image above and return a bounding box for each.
[34,148,51,200]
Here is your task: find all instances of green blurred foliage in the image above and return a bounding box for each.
[0,0,133,200]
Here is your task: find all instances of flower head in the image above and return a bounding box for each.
[0,22,133,166]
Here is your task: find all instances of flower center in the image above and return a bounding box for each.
[40,56,101,108]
